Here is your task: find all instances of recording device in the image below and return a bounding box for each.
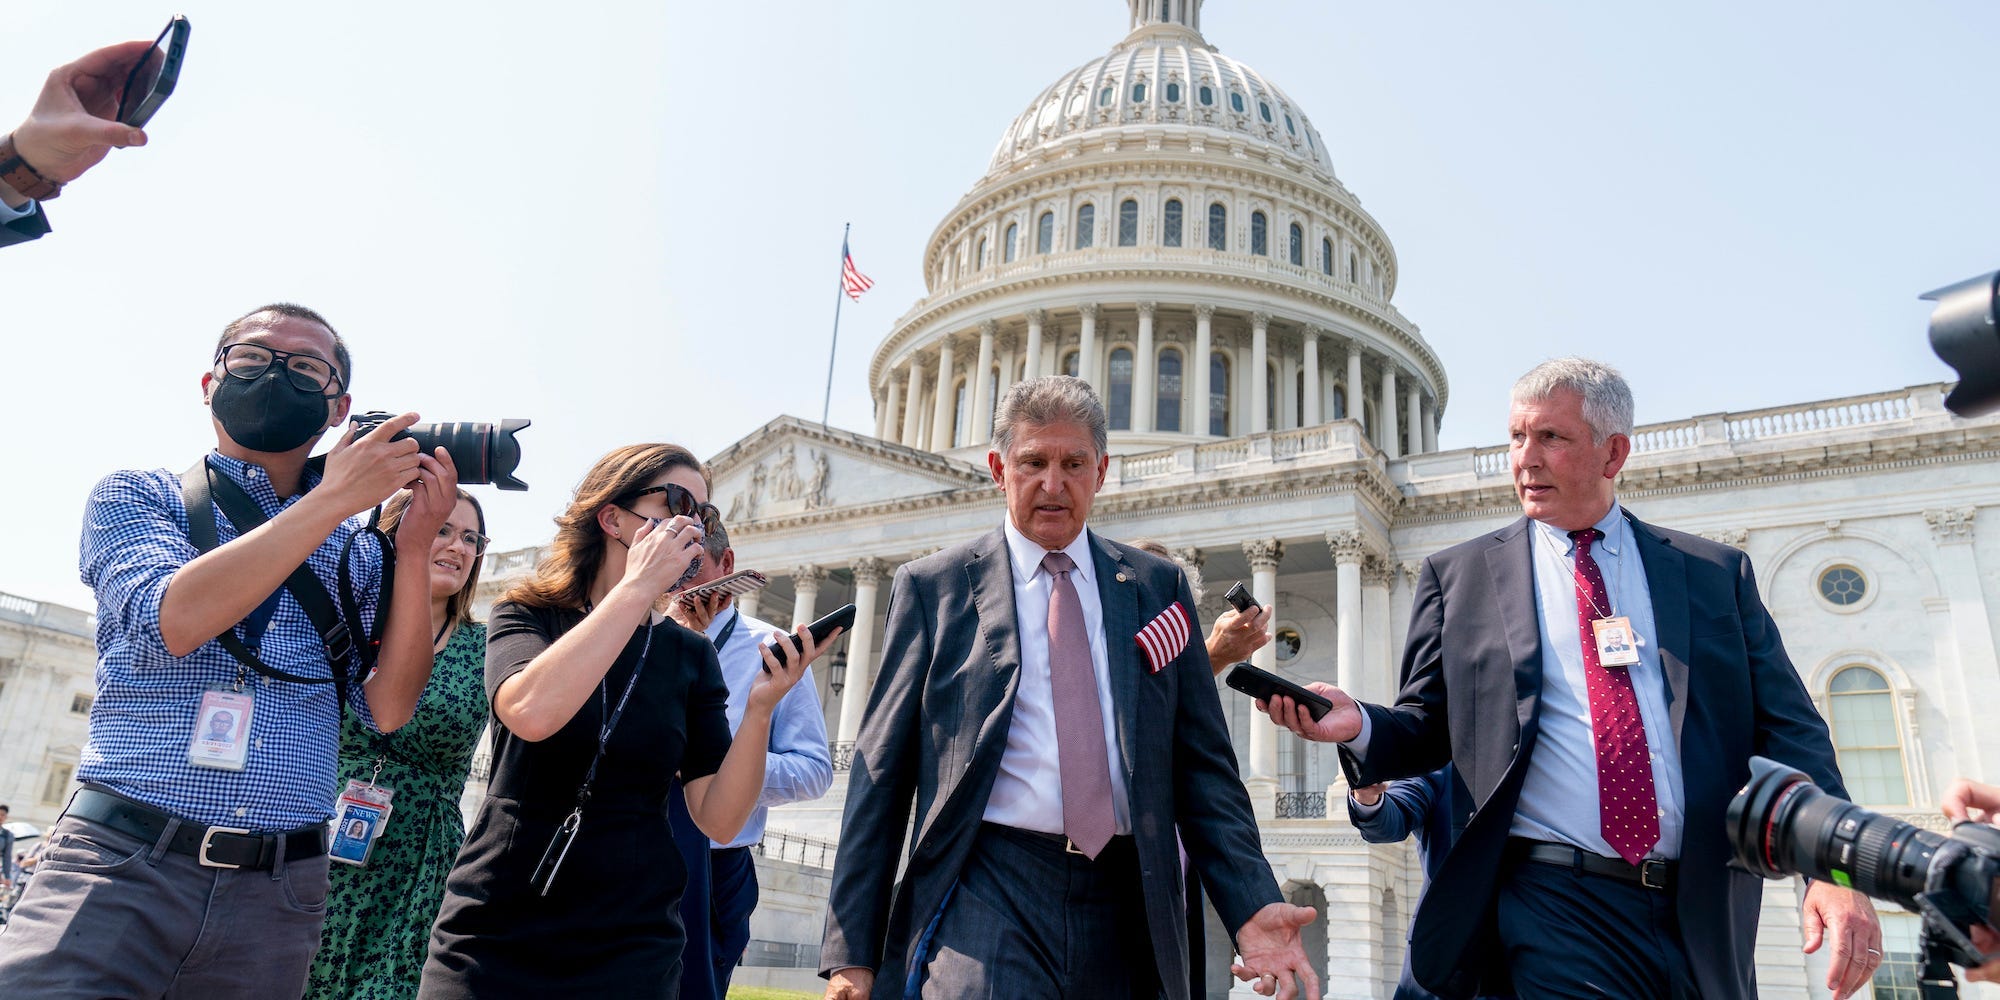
[349,412,532,490]
[1225,662,1333,722]
[1727,755,2000,994]
[1926,270,2000,418]
[765,603,856,669]
[116,15,190,128]
[1224,581,1258,613]
[680,569,769,605]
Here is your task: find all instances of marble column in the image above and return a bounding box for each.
[1023,309,1045,382]
[1244,538,1283,820]
[1927,508,2000,778]
[1423,399,1439,453]
[737,589,762,622]
[1135,301,1157,432]
[899,361,924,447]
[929,338,957,450]
[1193,304,1214,436]
[878,378,898,443]
[1250,312,1271,434]
[1363,558,1394,707]
[996,333,1019,410]
[790,565,826,640]
[1078,303,1100,387]
[1406,384,1423,455]
[1302,327,1322,426]
[970,321,997,445]
[1380,363,1400,459]
[835,557,890,744]
[1328,531,1367,701]
[1346,344,1364,428]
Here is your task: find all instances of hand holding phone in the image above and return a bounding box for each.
[1224,582,1258,613]
[1225,663,1334,722]
[764,603,857,671]
[117,16,190,128]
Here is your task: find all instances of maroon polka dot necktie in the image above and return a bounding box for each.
[1570,528,1660,865]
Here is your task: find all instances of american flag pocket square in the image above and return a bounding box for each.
[1135,602,1191,674]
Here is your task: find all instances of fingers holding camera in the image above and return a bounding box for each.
[322,412,424,517]
[1967,925,2000,982]
[1943,778,2000,826]
[394,449,459,544]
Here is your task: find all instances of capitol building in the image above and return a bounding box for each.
[4,1,1999,997]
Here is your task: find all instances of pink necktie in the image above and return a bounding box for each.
[1570,529,1660,865]
[1042,551,1115,859]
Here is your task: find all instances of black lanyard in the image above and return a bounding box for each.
[711,609,739,653]
[576,620,655,807]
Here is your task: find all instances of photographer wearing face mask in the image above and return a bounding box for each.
[0,303,457,1000]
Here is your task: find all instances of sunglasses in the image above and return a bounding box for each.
[615,484,723,532]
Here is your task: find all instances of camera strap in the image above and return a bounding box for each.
[180,459,357,715]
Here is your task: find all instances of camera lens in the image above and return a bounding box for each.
[403,419,532,491]
[1728,756,1942,910]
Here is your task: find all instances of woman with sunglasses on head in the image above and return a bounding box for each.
[419,444,832,999]
[306,487,491,1000]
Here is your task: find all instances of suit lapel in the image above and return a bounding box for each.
[1484,518,1544,742]
[1628,513,1691,746]
[965,528,1024,768]
[1089,531,1143,782]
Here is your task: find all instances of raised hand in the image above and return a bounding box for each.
[1231,902,1322,1000]
[9,40,155,194]
[321,413,424,518]
[621,514,704,597]
[750,623,840,713]
[1260,681,1364,743]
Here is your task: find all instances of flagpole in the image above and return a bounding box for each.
[821,223,850,430]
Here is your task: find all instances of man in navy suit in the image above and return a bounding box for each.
[822,376,1319,1000]
[2,39,155,248]
[1267,358,1882,999]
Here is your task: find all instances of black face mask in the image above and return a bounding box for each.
[210,369,332,453]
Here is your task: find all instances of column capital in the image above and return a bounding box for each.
[1172,546,1205,570]
[1698,528,1749,549]
[1242,537,1284,571]
[1251,311,1272,330]
[1325,529,1370,565]
[792,565,829,590]
[979,319,999,337]
[995,330,1018,353]
[1379,358,1399,378]
[1361,556,1395,589]
[1136,300,1158,318]
[1077,302,1100,320]
[1398,560,1424,589]
[1025,308,1047,326]
[1925,507,1977,546]
[1302,324,1323,341]
[851,556,892,586]
[1194,303,1216,320]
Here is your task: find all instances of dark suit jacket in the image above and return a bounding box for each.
[1348,765,1458,883]
[0,204,50,248]
[820,527,1282,1000]
[1341,511,1844,1000]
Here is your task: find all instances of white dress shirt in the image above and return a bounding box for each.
[981,520,1133,835]
[703,606,834,849]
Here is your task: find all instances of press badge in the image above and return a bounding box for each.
[1592,616,1641,668]
[188,688,255,771]
[329,779,396,866]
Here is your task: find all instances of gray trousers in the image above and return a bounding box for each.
[0,812,330,999]
[913,823,1160,1000]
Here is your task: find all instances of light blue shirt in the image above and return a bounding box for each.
[1510,502,1685,860]
[0,198,35,222]
[704,606,833,849]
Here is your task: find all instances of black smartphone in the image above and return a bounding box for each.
[1225,662,1333,722]
[117,15,191,128]
[1224,581,1258,613]
[765,602,857,669]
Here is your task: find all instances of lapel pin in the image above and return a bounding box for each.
[1115,572,1128,583]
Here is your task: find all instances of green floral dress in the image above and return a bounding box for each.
[306,622,488,1000]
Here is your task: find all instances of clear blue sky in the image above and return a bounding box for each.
[5,1,1994,608]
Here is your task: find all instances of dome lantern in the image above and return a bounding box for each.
[1128,0,1203,35]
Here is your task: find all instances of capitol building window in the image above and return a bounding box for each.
[1827,666,1909,806]
[1207,203,1227,251]
[1164,199,1184,247]
[1818,565,1867,608]
[1074,204,1095,249]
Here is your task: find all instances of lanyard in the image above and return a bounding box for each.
[576,620,655,807]
[1543,524,1619,620]
[711,608,739,653]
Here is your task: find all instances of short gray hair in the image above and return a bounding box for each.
[991,375,1108,457]
[700,512,730,561]
[1512,357,1634,443]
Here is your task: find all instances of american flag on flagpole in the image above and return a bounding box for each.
[841,239,874,301]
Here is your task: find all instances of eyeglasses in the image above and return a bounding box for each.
[434,524,491,556]
[618,482,701,520]
[214,343,344,397]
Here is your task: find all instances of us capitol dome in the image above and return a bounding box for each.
[867,0,1447,460]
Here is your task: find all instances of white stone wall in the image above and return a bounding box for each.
[0,594,97,829]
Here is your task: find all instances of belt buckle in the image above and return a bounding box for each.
[1064,837,1086,857]
[1640,858,1669,890]
[197,826,252,869]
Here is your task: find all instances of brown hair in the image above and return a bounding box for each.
[381,487,487,627]
[503,443,711,610]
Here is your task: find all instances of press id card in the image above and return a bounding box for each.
[188,688,254,771]
[329,779,395,867]
[1592,616,1641,668]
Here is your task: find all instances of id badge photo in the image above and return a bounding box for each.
[187,688,254,771]
[329,779,396,867]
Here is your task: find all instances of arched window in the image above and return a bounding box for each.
[1207,203,1227,251]
[1321,237,1334,275]
[1099,85,1115,107]
[1108,347,1134,431]
[1348,253,1359,282]
[1160,0,1170,19]
[1131,82,1147,103]
[1251,211,1268,256]
[1075,203,1095,249]
[977,236,989,270]
[1036,211,1054,255]
[1163,198,1184,248]
[1288,222,1304,266]
[1259,100,1273,123]
[1229,90,1246,114]
[1333,384,1347,420]
[1165,81,1181,103]
[1061,350,1080,378]
[1295,369,1305,426]
[1118,199,1139,246]
[1157,348,1183,432]
[1285,114,1296,135]
[1209,352,1231,435]
[1198,84,1214,106]
[1266,362,1279,429]
[1828,666,1909,805]
[951,379,970,448]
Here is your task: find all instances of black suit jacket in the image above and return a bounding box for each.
[0,203,50,248]
[1342,511,1844,1000]
[820,527,1281,1000]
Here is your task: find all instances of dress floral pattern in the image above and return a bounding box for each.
[306,622,487,1000]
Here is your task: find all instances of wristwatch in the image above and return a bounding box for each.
[0,133,61,201]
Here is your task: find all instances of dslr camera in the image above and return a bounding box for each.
[349,411,531,491]
[1728,756,2000,995]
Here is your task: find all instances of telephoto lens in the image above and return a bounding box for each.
[349,412,532,490]
[1727,756,1943,909]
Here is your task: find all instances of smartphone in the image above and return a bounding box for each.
[1224,581,1258,613]
[680,569,770,605]
[1225,662,1334,722]
[765,603,857,669]
[117,15,191,128]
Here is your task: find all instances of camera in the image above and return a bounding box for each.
[1926,270,2000,417]
[1727,756,2000,994]
[349,411,531,491]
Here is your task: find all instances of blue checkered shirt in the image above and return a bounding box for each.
[77,450,382,831]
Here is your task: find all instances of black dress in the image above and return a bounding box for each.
[420,602,732,999]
